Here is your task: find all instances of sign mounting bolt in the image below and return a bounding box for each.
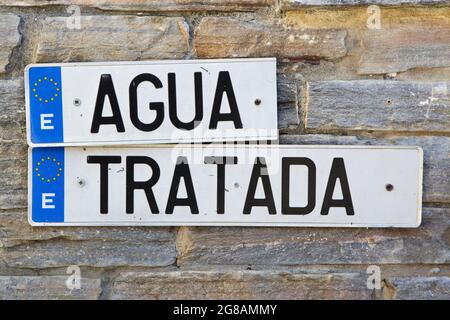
[254,98,261,106]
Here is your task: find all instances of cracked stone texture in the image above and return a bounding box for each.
[175,208,450,266]
[110,270,450,299]
[0,79,24,142]
[0,209,178,268]
[35,16,190,62]
[195,17,347,60]
[306,81,450,132]
[387,276,450,299]
[0,14,21,73]
[111,270,373,299]
[0,276,102,300]
[358,26,450,75]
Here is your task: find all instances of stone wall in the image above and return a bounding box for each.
[0,0,449,299]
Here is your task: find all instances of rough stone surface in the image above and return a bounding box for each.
[0,214,177,268]
[176,208,450,266]
[278,75,300,129]
[306,81,450,132]
[280,134,450,204]
[358,26,450,75]
[388,277,450,299]
[36,16,190,62]
[111,270,371,299]
[0,210,176,248]
[278,75,299,105]
[195,17,347,60]
[0,79,25,142]
[0,0,273,11]
[1,239,176,269]
[0,276,101,300]
[0,142,27,210]
[0,14,21,73]
[279,104,300,130]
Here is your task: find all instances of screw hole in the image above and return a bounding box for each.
[386,99,392,105]
[385,184,394,192]
[77,178,85,186]
[254,98,261,106]
[73,98,81,107]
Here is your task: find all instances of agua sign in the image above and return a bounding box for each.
[25,58,277,146]
[28,145,423,227]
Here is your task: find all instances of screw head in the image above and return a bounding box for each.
[254,98,262,106]
[385,183,394,191]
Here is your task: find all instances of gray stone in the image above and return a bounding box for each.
[0,276,101,299]
[0,210,176,247]
[36,16,190,62]
[306,80,450,132]
[195,17,347,60]
[0,142,27,210]
[280,134,450,204]
[0,212,178,268]
[0,79,25,142]
[279,104,300,130]
[0,14,21,73]
[358,26,450,74]
[388,276,450,299]
[111,270,371,299]
[1,237,177,269]
[278,75,300,130]
[176,208,449,266]
[278,75,298,104]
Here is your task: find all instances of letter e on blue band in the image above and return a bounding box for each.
[29,66,64,143]
[31,147,65,223]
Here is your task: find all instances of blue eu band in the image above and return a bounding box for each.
[29,66,64,143]
[32,147,65,223]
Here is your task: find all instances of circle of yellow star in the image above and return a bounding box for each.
[35,157,62,183]
[33,76,61,104]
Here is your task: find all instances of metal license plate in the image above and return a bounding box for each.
[25,58,278,146]
[29,145,422,227]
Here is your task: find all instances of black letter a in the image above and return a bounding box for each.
[243,157,276,215]
[91,74,125,133]
[209,71,243,129]
[321,158,354,216]
[165,157,199,214]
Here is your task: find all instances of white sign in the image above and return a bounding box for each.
[25,58,278,146]
[29,145,423,227]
